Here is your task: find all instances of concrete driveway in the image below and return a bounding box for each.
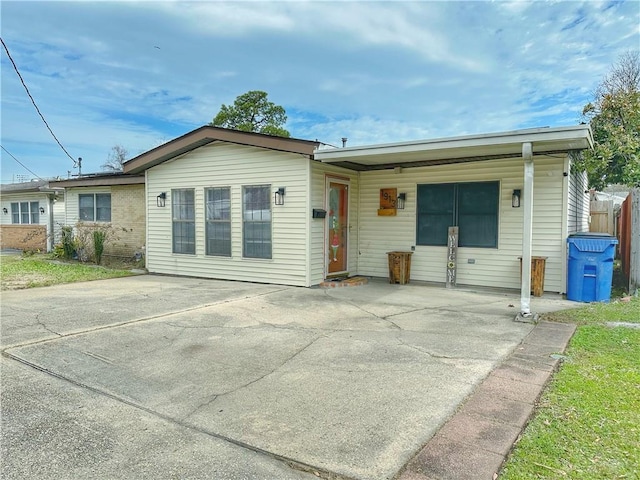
[1,276,575,479]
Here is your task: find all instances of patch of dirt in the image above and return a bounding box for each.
[2,273,50,290]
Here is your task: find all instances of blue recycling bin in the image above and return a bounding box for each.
[567,232,618,302]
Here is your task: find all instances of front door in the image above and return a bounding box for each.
[326,179,349,276]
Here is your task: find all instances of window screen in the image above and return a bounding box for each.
[172,189,195,254]
[205,187,231,256]
[417,182,499,248]
[242,185,271,259]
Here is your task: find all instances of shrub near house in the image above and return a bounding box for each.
[50,175,146,261]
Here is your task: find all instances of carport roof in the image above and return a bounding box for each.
[313,125,594,171]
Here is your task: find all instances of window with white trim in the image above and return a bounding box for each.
[205,187,231,256]
[172,189,195,254]
[11,201,39,224]
[79,194,111,222]
[242,185,271,259]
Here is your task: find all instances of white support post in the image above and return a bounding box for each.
[518,142,536,321]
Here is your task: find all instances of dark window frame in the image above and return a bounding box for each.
[172,188,196,255]
[79,193,111,222]
[205,187,232,257]
[242,185,272,259]
[416,181,499,248]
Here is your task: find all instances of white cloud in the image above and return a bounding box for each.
[157,1,297,36]
[1,0,638,182]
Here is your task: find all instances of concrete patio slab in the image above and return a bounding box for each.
[1,357,317,480]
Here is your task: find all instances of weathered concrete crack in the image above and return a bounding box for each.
[1,288,292,352]
[322,290,403,330]
[1,305,62,336]
[164,322,220,330]
[181,334,324,422]
[180,393,220,422]
[395,335,458,360]
[34,311,62,337]
[3,351,352,480]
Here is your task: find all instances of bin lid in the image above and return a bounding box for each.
[568,231,616,239]
[567,233,618,252]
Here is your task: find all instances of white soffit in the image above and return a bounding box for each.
[314,126,593,167]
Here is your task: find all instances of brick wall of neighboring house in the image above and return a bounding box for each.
[109,184,146,258]
[0,225,47,251]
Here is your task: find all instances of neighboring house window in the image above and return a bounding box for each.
[10,201,39,224]
[79,194,111,222]
[242,185,271,259]
[416,181,499,248]
[205,187,231,256]
[172,189,195,254]
[11,203,19,224]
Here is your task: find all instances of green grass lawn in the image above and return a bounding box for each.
[500,296,640,479]
[0,254,136,290]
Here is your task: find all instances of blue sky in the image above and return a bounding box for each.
[1,0,638,182]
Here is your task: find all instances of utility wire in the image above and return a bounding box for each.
[0,145,44,181]
[1,36,77,165]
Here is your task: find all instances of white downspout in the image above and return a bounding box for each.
[518,142,536,321]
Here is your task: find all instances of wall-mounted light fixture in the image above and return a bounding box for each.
[39,207,45,214]
[512,189,521,208]
[397,192,407,210]
[274,187,286,206]
[156,192,167,207]
[2,207,7,214]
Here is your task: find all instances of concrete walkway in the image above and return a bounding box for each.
[397,321,576,480]
[1,276,578,480]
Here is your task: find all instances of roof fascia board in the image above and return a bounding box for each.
[314,125,593,162]
[327,149,572,172]
[0,186,63,194]
[51,175,145,188]
[124,126,319,174]
[1,187,49,195]
[39,187,65,193]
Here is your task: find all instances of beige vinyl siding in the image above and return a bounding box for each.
[567,168,590,234]
[309,161,359,285]
[52,193,65,245]
[357,156,567,292]
[146,142,310,286]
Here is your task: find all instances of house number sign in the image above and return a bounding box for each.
[378,188,397,216]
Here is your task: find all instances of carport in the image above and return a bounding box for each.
[315,125,594,320]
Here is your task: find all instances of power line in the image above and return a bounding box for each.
[0,36,77,165]
[0,145,44,181]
